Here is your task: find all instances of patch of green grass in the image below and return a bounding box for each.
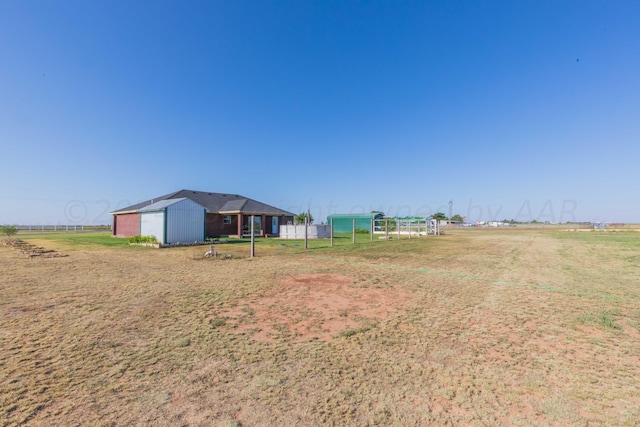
[337,322,378,338]
[20,232,136,249]
[552,230,640,249]
[598,310,620,329]
[210,318,227,328]
[577,309,621,330]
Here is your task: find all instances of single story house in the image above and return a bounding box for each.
[111,189,294,239]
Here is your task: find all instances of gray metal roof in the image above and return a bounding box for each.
[111,190,293,216]
[136,198,208,213]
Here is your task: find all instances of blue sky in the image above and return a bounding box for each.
[1,0,638,225]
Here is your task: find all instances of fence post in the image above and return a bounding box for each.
[370,219,373,242]
[385,219,388,240]
[408,221,411,239]
[330,218,334,247]
[398,220,401,240]
[304,215,308,250]
[352,218,356,244]
[250,215,255,257]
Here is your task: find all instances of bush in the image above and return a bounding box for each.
[128,235,158,244]
[354,228,370,234]
[0,225,18,239]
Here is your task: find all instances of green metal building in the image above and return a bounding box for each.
[326,213,384,233]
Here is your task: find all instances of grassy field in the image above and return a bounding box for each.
[2,229,640,426]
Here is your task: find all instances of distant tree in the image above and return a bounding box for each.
[0,225,18,239]
[432,212,448,222]
[450,214,464,222]
[431,212,447,235]
[294,212,314,225]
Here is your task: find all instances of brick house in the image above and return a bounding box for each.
[111,189,294,239]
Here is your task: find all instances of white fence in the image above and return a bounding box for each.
[279,224,331,239]
[373,218,439,236]
[14,225,111,232]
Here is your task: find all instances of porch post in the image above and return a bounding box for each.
[237,213,243,237]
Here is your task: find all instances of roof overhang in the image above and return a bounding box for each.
[218,211,292,216]
[110,210,138,215]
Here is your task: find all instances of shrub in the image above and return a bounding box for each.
[128,235,158,244]
[0,225,18,239]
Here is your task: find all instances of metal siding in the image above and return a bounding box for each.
[165,199,206,244]
[140,212,166,244]
[327,214,382,233]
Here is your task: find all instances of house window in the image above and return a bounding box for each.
[223,215,232,224]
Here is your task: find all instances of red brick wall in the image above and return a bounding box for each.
[206,213,294,237]
[205,214,238,237]
[113,213,140,237]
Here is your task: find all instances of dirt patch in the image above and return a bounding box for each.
[221,273,412,342]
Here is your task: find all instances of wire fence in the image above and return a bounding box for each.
[322,217,441,247]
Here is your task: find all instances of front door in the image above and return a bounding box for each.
[272,216,279,234]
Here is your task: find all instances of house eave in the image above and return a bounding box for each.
[110,210,138,215]
[218,210,291,216]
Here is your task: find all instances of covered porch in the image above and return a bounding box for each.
[231,213,285,238]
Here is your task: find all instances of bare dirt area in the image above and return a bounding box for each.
[223,273,413,342]
[1,230,640,426]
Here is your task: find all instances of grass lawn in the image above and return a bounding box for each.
[2,229,640,425]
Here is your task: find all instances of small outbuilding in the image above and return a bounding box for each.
[137,198,207,245]
[326,213,385,233]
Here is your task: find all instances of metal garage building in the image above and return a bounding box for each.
[137,198,207,245]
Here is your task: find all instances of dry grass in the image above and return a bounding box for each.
[2,229,640,426]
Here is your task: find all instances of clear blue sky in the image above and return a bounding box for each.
[1,0,638,225]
